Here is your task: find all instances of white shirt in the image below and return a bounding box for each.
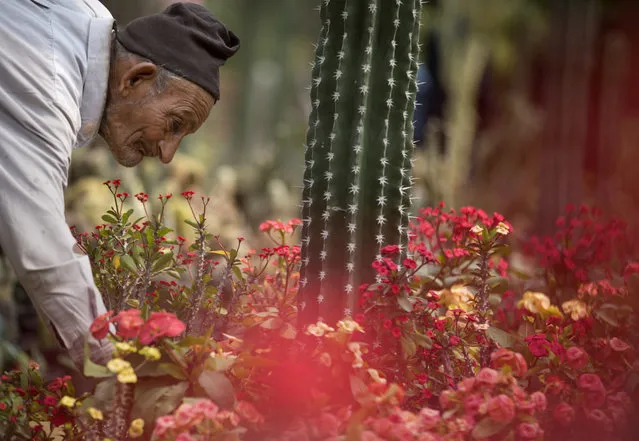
[0,0,115,365]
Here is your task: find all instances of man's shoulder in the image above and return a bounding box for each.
[80,0,114,19]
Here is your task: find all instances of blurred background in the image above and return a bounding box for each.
[4,0,639,368]
[64,0,639,249]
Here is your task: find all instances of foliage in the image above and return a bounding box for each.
[1,182,638,441]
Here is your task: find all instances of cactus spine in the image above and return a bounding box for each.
[299,0,422,325]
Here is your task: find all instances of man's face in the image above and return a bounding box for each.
[100,62,215,167]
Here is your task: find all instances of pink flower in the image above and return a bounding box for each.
[193,399,219,420]
[370,417,393,437]
[577,373,605,392]
[89,311,113,340]
[153,415,177,438]
[113,309,144,340]
[609,337,631,352]
[174,402,203,429]
[486,394,515,423]
[490,348,528,377]
[439,390,456,410]
[139,312,186,345]
[216,410,241,427]
[552,402,575,426]
[361,431,383,441]
[530,391,547,412]
[314,412,340,438]
[517,422,543,439]
[235,401,264,425]
[476,368,499,386]
[463,394,484,417]
[565,346,589,370]
[418,407,441,430]
[585,408,610,426]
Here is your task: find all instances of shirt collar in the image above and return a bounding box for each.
[74,1,115,150]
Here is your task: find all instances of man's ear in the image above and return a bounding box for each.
[119,62,158,95]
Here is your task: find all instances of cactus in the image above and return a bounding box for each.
[298,0,423,325]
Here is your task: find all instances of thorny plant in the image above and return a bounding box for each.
[2,185,639,441]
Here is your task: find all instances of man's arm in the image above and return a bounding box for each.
[0,1,112,368]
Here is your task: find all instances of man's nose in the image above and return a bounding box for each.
[158,138,181,164]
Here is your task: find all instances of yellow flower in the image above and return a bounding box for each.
[107,358,132,374]
[139,346,161,361]
[87,407,104,420]
[337,318,364,334]
[368,369,387,384]
[59,396,76,407]
[319,352,332,367]
[562,299,588,321]
[128,418,145,438]
[114,342,137,355]
[546,305,564,318]
[440,285,475,311]
[517,291,551,314]
[305,321,335,337]
[117,367,138,384]
[495,222,510,236]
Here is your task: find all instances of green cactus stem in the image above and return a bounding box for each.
[299,0,423,325]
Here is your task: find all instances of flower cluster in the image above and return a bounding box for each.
[152,399,263,441]
[90,309,186,345]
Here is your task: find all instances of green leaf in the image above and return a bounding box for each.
[101,214,118,224]
[131,377,189,429]
[196,370,236,409]
[83,340,113,378]
[156,227,172,237]
[472,417,509,439]
[400,335,417,358]
[121,209,134,225]
[232,265,243,281]
[184,219,199,229]
[119,254,137,273]
[594,306,620,327]
[488,276,509,294]
[279,323,297,339]
[413,333,433,349]
[260,317,284,330]
[397,295,413,312]
[486,326,519,348]
[152,252,174,273]
[206,355,237,372]
[349,375,368,401]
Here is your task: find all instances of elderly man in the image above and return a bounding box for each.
[0,1,239,368]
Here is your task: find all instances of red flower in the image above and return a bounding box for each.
[449,335,461,346]
[391,327,402,338]
[139,312,186,345]
[114,309,145,340]
[89,311,113,340]
[0,403,6,411]
[47,376,71,392]
[380,245,400,256]
[524,334,549,357]
[403,258,417,269]
[43,395,57,407]
[181,190,195,200]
